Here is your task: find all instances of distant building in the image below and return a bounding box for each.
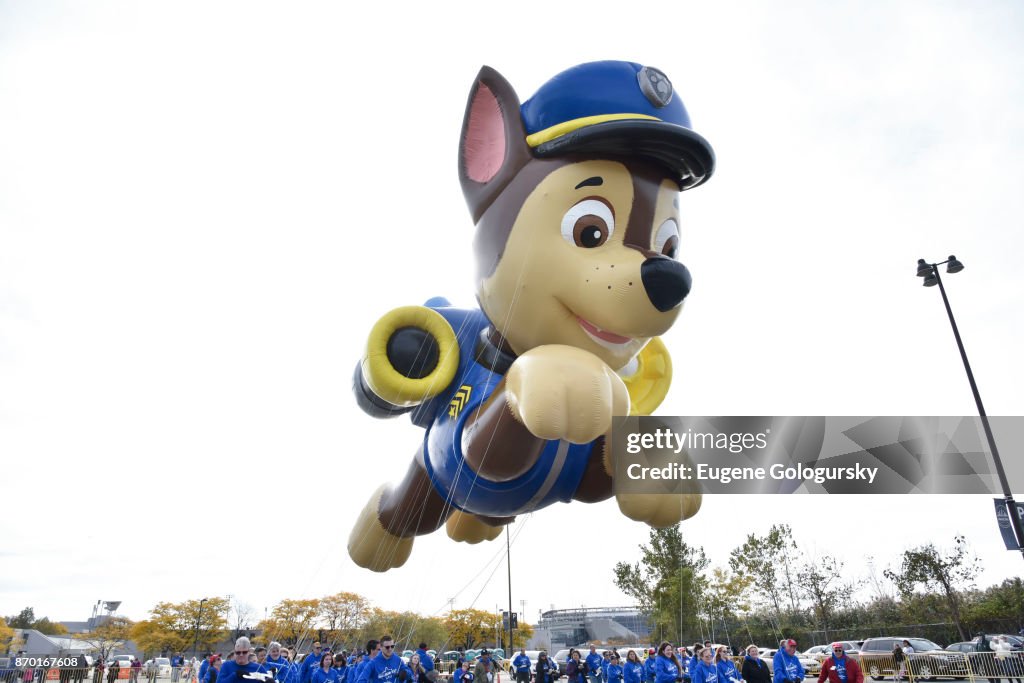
[61,615,114,635]
[529,607,651,650]
[14,630,97,656]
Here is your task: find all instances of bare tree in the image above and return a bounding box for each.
[797,555,857,642]
[230,601,256,639]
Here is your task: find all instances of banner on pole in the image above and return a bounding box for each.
[994,498,1023,550]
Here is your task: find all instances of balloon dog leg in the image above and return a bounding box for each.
[571,423,702,528]
[445,510,510,544]
[347,451,451,572]
[606,419,702,527]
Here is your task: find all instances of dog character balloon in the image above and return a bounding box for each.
[348,61,715,571]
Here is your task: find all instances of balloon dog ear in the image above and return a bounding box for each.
[458,66,532,223]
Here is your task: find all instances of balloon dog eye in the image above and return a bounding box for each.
[653,218,680,259]
[561,198,614,248]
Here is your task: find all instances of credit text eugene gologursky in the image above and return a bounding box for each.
[622,426,879,485]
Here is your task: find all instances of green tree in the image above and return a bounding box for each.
[884,536,980,641]
[350,609,445,651]
[7,608,35,629]
[730,524,802,628]
[966,577,1024,626]
[613,525,708,644]
[701,567,753,644]
[33,617,69,635]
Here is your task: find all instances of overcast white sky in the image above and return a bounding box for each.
[1,1,1023,630]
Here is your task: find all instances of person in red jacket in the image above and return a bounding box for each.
[817,644,862,683]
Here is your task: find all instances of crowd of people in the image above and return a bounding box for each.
[538,639,831,683]
[124,633,1023,683]
[10,630,1020,683]
[178,636,445,683]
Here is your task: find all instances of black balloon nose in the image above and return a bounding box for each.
[641,257,692,312]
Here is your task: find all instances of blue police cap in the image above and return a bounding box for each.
[520,61,714,189]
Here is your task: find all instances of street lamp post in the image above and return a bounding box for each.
[916,255,1024,560]
[506,525,514,653]
[193,598,208,658]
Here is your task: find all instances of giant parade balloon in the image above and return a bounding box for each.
[348,61,716,571]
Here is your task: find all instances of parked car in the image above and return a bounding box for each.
[518,651,556,678]
[858,637,962,680]
[805,643,861,658]
[551,650,571,676]
[798,655,822,675]
[107,656,135,669]
[144,659,171,678]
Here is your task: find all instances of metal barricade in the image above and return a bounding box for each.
[857,650,1024,683]
[965,651,1024,682]
[858,652,901,681]
[854,652,954,681]
[40,669,91,683]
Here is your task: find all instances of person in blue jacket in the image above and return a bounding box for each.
[714,649,740,683]
[332,654,349,683]
[687,646,704,683]
[772,641,804,683]
[567,652,586,683]
[654,643,682,683]
[454,662,471,683]
[584,648,603,683]
[355,643,379,683]
[602,653,612,683]
[605,655,623,683]
[312,654,340,683]
[643,651,656,683]
[264,643,293,683]
[301,645,325,683]
[536,653,556,683]
[688,650,716,683]
[357,636,411,683]
[622,652,643,683]
[414,646,434,679]
[512,649,532,683]
[350,655,366,683]
[199,654,214,683]
[618,655,643,683]
[219,639,267,683]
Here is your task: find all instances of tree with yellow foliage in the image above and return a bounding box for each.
[319,593,369,646]
[1,618,17,656]
[443,609,497,650]
[144,598,229,655]
[256,599,322,648]
[74,616,134,663]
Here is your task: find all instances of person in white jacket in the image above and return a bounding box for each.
[992,637,1021,683]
